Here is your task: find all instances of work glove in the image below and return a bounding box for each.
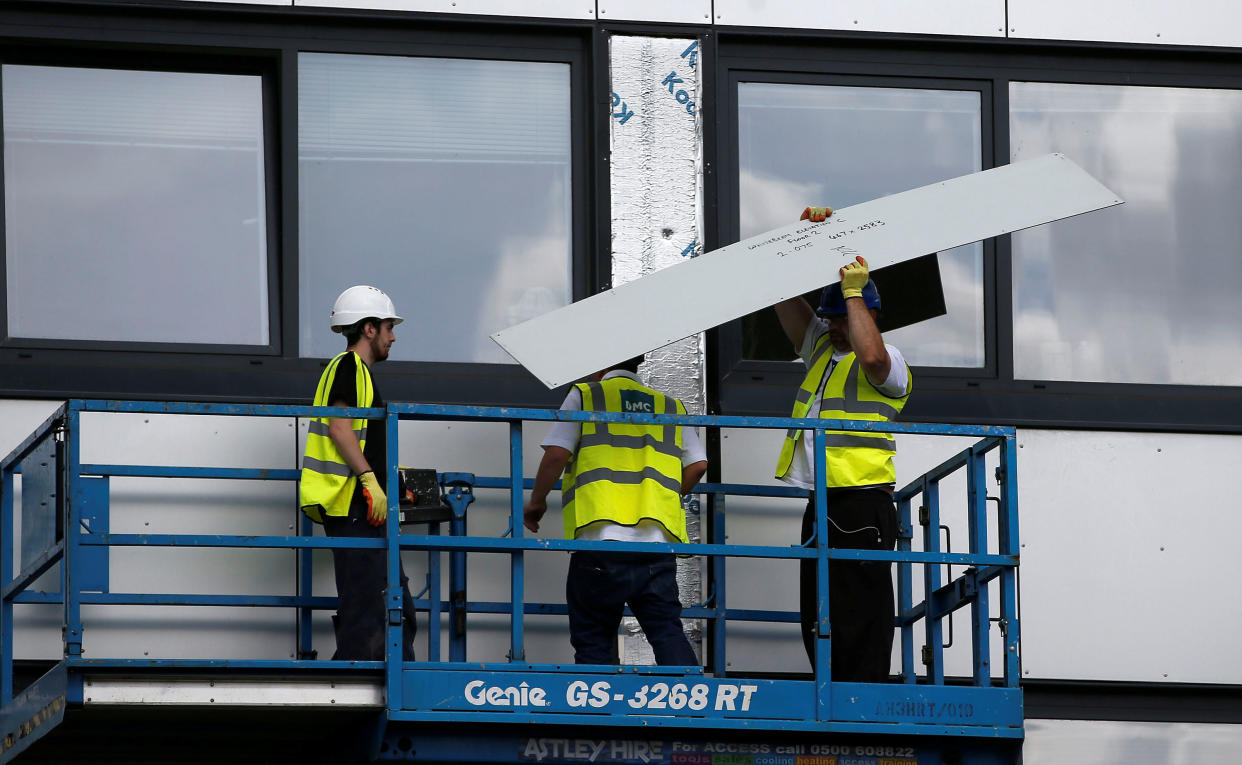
[800,206,833,223]
[839,256,870,301]
[358,471,388,526]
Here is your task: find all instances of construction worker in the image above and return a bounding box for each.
[524,356,707,666]
[772,207,912,682]
[300,285,417,661]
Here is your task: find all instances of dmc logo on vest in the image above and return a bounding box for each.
[620,391,655,414]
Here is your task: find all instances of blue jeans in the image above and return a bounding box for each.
[566,550,697,666]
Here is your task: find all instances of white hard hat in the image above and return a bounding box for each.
[330,285,404,333]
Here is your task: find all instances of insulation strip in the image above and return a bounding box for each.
[607,34,705,665]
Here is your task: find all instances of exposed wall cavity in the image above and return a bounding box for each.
[607,34,705,664]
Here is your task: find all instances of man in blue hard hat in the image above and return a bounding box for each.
[770,206,913,682]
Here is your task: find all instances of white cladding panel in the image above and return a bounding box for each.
[718,424,1242,684]
[1016,428,1242,684]
[599,0,710,23]
[291,0,594,18]
[712,0,1005,38]
[494,154,1122,388]
[1008,0,1242,48]
[1025,720,1242,764]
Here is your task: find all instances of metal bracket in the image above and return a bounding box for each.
[451,589,467,637]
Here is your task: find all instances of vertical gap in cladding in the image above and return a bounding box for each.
[608,36,706,666]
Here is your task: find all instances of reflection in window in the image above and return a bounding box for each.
[4,65,269,345]
[737,83,983,367]
[1011,82,1242,385]
[1025,719,1242,765]
[298,53,572,364]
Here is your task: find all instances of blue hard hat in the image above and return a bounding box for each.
[817,280,881,316]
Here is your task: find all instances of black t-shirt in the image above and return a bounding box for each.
[326,351,387,492]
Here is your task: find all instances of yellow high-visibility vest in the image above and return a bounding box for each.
[775,334,912,487]
[562,376,689,543]
[299,351,374,523]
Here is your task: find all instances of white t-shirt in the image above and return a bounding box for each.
[781,318,909,490]
[541,370,706,543]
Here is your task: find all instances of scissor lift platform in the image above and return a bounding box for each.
[2,401,1023,764]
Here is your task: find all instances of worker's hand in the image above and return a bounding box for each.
[358,471,388,526]
[800,206,833,223]
[523,497,547,534]
[839,256,870,301]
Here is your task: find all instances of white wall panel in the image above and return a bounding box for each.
[713,0,1005,38]
[292,0,594,19]
[598,0,710,23]
[1016,428,1242,684]
[3,401,577,664]
[1009,0,1242,47]
[719,424,1242,685]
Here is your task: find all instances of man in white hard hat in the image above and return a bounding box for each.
[300,285,417,661]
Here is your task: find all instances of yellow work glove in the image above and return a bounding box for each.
[800,206,833,223]
[358,471,388,526]
[839,256,870,301]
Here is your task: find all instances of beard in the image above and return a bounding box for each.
[371,336,390,362]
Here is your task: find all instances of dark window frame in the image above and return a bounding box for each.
[0,4,596,407]
[710,34,1242,433]
[717,68,997,391]
[0,46,283,358]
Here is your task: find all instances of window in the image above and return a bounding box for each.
[4,64,270,347]
[297,53,573,364]
[1010,82,1242,386]
[735,80,984,368]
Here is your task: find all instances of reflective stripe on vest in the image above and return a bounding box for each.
[561,377,688,543]
[774,333,911,487]
[299,351,374,523]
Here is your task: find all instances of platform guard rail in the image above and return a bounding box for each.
[1,400,1021,763]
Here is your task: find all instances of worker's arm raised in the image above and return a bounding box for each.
[840,257,892,385]
[524,445,573,533]
[772,206,836,350]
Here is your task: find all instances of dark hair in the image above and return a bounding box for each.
[612,355,645,374]
[343,318,380,346]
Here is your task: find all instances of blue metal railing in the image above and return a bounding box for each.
[1,399,1021,742]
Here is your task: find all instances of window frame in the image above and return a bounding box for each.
[711,35,1242,433]
[0,47,283,358]
[0,5,595,407]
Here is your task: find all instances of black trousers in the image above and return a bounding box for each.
[566,550,697,666]
[800,488,897,682]
[323,501,417,661]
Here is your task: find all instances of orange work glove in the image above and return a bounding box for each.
[800,206,833,223]
[358,471,388,526]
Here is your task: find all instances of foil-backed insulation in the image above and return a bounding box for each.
[607,34,705,665]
